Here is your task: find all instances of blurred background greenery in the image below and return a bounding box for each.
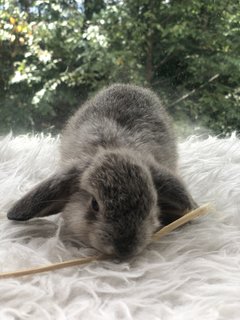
[0,0,239,136]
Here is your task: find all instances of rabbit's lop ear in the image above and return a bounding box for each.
[151,167,198,226]
[7,167,80,221]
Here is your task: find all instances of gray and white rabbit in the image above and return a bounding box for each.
[7,84,197,258]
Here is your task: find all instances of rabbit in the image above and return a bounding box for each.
[7,84,197,259]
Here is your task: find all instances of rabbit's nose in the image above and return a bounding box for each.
[113,239,135,259]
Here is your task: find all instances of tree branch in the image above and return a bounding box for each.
[168,74,220,107]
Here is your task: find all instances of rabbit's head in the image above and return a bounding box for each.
[7,149,197,259]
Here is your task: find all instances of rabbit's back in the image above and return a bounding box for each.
[61,84,177,171]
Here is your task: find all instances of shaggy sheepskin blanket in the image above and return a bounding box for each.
[0,133,240,320]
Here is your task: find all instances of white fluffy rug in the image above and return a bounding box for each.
[0,133,240,320]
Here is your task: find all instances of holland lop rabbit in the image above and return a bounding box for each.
[7,84,197,259]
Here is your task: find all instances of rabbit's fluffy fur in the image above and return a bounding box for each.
[7,84,197,258]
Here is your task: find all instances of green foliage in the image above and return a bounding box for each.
[0,0,239,134]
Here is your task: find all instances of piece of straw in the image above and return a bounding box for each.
[152,203,212,241]
[0,203,212,279]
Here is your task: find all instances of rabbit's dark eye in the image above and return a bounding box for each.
[91,197,99,212]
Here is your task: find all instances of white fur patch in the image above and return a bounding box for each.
[0,133,240,319]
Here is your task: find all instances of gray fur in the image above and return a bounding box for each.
[7,84,197,259]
